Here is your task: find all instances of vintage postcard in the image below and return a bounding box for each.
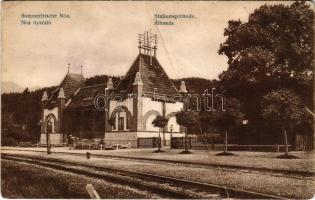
[1,1,314,199]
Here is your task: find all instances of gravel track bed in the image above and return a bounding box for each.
[3,150,314,199]
[1,159,156,199]
[3,147,314,173]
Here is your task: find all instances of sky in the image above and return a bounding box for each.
[2,1,295,88]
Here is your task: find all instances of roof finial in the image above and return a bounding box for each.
[41,91,48,101]
[179,81,187,93]
[106,77,114,90]
[133,72,142,85]
[68,63,70,74]
[80,65,83,75]
[58,87,66,99]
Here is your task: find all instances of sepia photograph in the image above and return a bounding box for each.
[1,1,314,199]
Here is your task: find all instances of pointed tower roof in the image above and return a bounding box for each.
[113,53,179,99]
[48,72,85,106]
[59,73,85,99]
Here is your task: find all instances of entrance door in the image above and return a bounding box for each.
[46,121,53,133]
[118,117,124,131]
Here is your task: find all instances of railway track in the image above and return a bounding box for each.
[2,153,286,199]
[2,148,313,180]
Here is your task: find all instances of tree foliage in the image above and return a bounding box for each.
[218,2,314,144]
[85,75,120,86]
[175,111,197,128]
[219,2,313,83]
[219,1,314,104]
[212,98,244,132]
[261,89,311,128]
[197,98,243,132]
[152,115,168,128]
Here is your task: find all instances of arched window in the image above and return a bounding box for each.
[143,110,161,132]
[110,107,131,131]
[45,114,57,134]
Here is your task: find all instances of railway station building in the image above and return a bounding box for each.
[39,32,185,147]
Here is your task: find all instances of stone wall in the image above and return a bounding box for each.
[104,132,138,147]
[104,131,185,148]
[40,133,64,145]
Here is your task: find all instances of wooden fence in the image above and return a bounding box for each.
[170,137,292,152]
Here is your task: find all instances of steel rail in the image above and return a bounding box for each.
[2,153,286,199]
[2,148,314,178]
[2,154,198,199]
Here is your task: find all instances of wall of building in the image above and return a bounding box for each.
[40,133,64,145]
[165,101,183,116]
[94,96,184,147]
[109,97,134,116]
[108,97,183,133]
[104,131,138,147]
[40,106,62,144]
[108,97,135,131]
[167,116,180,132]
[142,97,183,132]
[142,98,183,116]
[104,131,185,148]
[137,131,184,140]
[43,107,58,124]
[142,97,162,115]
[145,114,160,131]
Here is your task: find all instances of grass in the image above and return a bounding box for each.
[1,160,154,199]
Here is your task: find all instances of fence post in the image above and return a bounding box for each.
[86,184,100,199]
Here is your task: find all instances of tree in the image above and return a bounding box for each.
[175,111,198,153]
[2,86,57,144]
[212,98,244,155]
[219,2,313,89]
[261,89,311,158]
[218,2,314,146]
[152,115,168,152]
[196,111,215,148]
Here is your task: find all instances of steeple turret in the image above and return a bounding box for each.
[106,77,114,90]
